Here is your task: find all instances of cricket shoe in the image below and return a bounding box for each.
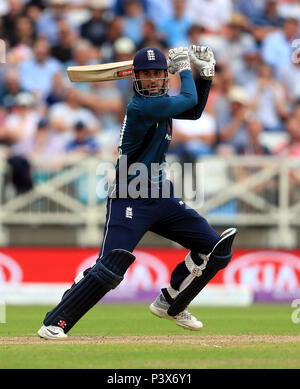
[149,293,203,331]
[38,325,68,340]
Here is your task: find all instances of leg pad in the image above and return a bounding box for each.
[43,249,135,333]
[167,228,237,316]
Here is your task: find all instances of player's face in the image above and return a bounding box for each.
[136,69,166,95]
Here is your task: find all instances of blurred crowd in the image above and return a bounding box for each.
[0,0,300,195]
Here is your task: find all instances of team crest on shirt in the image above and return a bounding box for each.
[147,49,155,61]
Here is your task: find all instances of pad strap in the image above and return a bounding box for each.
[184,252,209,277]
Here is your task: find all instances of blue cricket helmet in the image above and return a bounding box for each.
[133,47,167,71]
[133,47,169,96]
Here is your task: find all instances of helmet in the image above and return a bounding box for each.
[133,47,167,71]
[133,47,169,97]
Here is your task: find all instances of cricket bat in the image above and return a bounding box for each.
[67,60,133,82]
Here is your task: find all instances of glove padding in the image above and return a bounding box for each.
[189,45,216,80]
[167,47,191,74]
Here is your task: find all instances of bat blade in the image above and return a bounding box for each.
[67,60,133,82]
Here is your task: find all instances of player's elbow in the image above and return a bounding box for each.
[181,90,197,105]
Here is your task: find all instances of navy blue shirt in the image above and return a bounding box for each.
[114,70,211,194]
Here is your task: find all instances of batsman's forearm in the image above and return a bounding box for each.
[139,70,198,120]
[196,77,212,116]
[174,75,212,120]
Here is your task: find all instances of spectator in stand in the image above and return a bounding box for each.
[0,16,4,43]
[14,118,67,188]
[0,0,9,16]
[18,36,63,102]
[261,17,299,73]
[185,0,233,32]
[114,36,136,62]
[146,0,173,29]
[216,12,257,75]
[5,16,35,66]
[294,102,300,122]
[137,19,168,50]
[25,1,45,18]
[186,24,206,47]
[157,0,191,47]
[64,38,97,89]
[65,38,95,69]
[12,15,36,48]
[237,118,272,156]
[51,19,78,64]
[79,76,123,132]
[23,118,66,164]
[246,63,290,132]
[278,0,300,21]
[80,0,111,47]
[276,116,300,158]
[1,92,40,157]
[113,37,136,107]
[121,0,146,46]
[277,50,300,105]
[0,107,7,129]
[99,16,124,62]
[212,65,236,118]
[65,120,100,155]
[0,68,25,111]
[48,87,100,145]
[235,117,275,209]
[45,71,68,107]
[35,0,77,47]
[276,115,300,202]
[113,0,148,15]
[6,153,34,195]
[64,120,101,203]
[248,0,286,45]
[215,85,252,152]
[170,110,217,163]
[234,0,264,24]
[253,0,285,28]
[234,46,262,87]
[1,0,25,48]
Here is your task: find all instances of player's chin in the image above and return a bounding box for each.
[149,87,159,94]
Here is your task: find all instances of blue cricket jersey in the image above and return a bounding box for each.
[114,70,211,196]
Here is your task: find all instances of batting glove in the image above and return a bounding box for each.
[167,47,191,74]
[189,45,216,80]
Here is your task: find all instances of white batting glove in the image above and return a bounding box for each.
[189,45,216,80]
[167,47,191,74]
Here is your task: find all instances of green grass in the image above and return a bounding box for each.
[0,304,299,369]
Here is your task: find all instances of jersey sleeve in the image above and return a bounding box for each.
[136,70,198,120]
[173,74,212,120]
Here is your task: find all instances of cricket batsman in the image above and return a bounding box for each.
[38,45,237,339]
